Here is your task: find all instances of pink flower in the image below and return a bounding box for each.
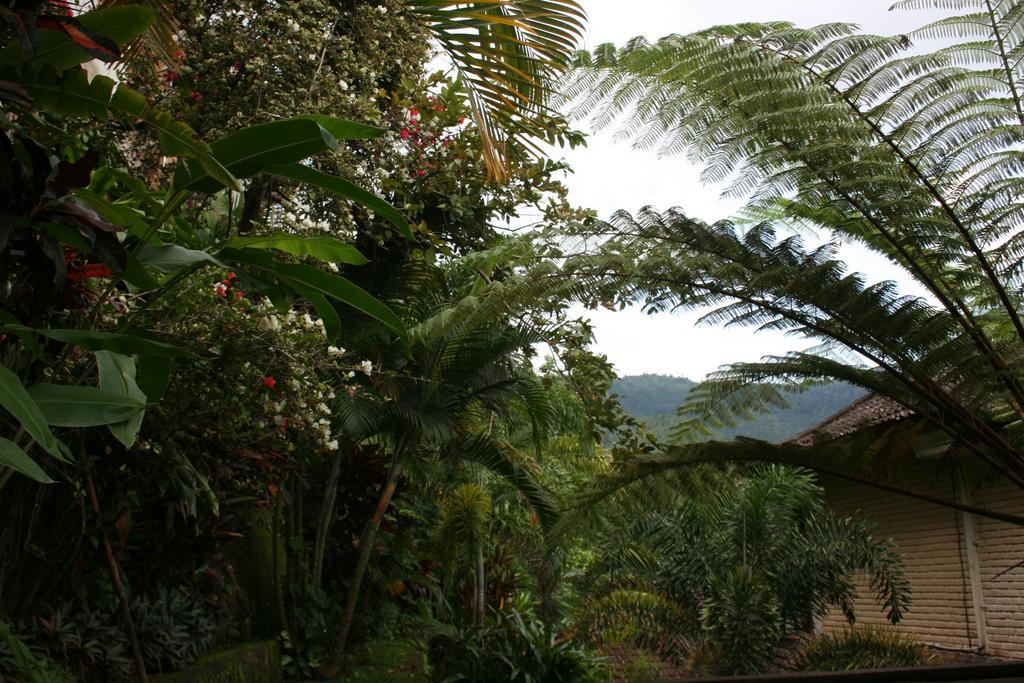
[190,90,204,102]
[400,129,411,139]
[165,70,181,82]
[214,282,228,297]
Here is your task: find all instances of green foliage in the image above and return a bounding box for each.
[3,586,234,680]
[699,566,781,675]
[575,467,909,675]
[557,1,1024,502]
[404,0,587,181]
[623,652,660,683]
[426,612,606,683]
[794,627,926,672]
[0,621,76,683]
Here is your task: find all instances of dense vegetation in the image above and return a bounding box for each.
[2,0,1021,680]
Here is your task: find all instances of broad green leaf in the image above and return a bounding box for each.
[0,6,155,70]
[136,244,227,273]
[220,233,368,265]
[28,384,144,427]
[0,437,53,484]
[173,116,384,194]
[13,65,238,190]
[266,163,414,240]
[0,365,64,461]
[300,115,384,141]
[76,188,150,240]
[136,354,171,403]
[223,249,403,335]
[120,253,162,290]
[96,351,146,447]
[292,286,342,342]
[272,263,406,336]
[0,325,186,357]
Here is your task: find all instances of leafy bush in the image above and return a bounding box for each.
[7,586,235,680]
[623,652,661,683]
[578,467,910,675]
[699,566,782,675]
[794,627,926,672]
[0,621,76,683]
[427,612,606,683]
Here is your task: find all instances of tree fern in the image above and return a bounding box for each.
[559,6,1024,498]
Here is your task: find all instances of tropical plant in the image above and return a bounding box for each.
[435,482,493,628]
[318,250,571,673]
[426,610,607,683]
[558,2,1024,509]
[794,626,927,672]
[574,466,909,675]
[405,0,587,180]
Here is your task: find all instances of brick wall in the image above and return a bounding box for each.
[819,466,1024,657]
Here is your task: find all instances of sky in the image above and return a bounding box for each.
[546,0,945,380]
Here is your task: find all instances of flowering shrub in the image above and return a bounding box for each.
[137,271,367,508]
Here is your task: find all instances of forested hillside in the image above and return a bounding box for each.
[612,375,865,443]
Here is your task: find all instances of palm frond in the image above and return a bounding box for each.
[405,0,586,181]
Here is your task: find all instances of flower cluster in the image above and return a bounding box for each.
[139,271,376,496]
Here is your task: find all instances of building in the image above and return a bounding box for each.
[790,395,1024,657]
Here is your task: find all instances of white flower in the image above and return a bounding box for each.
[257,315,281,332]
[327,439,339,451]
[338,79,348,91]
[359,359,373,376]
[316,402,331,414]
[328,345,346,357]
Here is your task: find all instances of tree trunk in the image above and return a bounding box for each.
[313,450,344,588]
[475,540,486,629]
[321,449,406,677]
[271,487,290,636]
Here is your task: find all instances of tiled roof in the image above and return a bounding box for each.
[788,393,914,446]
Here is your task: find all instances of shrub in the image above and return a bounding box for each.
[427,611,607,682]
[794,627,926,672]
[624,652,661,683]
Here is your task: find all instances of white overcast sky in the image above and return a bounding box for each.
[545,0,946,380]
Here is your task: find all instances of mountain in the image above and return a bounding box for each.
[610,374,865,443]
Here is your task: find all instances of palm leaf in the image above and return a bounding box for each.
[405,0,586,181]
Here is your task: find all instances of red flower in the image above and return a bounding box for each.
[408,107,420,118]
[66,263,113,283]
[263,376,277,389]
[400,129,411,139]
[459,115,467,124]
[165,70,180,82]
[190,90,204,101]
